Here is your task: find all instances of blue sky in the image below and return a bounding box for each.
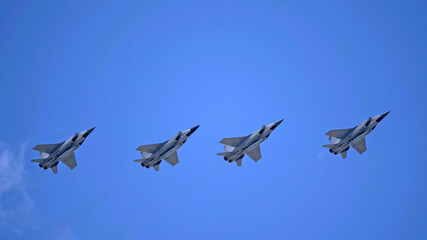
[1,0,426,239]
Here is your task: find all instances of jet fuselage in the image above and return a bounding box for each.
[38,127,95,169]
[223,120,282,162]
[140,126,199,169]
[329,112,388,155]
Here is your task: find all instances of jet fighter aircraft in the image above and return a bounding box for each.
[134,125,200,171]
[31,127,96,174]
[322,111,390,158]
[217,119,284,166]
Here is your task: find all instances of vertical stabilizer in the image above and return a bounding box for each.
[51,165,58,174]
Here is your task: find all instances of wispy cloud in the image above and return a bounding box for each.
[45,226,77,240]
[317,151,325,160]
[0,143,34,234]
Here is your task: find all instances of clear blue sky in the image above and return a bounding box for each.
[1,1,426,239]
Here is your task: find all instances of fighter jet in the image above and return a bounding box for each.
[134,125,200,171]
[217,119,284,166]
[31,127,95,174]
[322,111,390,158]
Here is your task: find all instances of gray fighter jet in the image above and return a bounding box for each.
[134,125,200,171]
[323,111,390,158]
[217,119,284,166]
[31,127,95,174]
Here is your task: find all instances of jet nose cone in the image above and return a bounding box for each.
[269,119,284,131]
[187,125,200,136]
[81,127,96,137]
[376,111,390,123]
[382,111,390,117]
[87,127,96,134]
[275,119,284,126]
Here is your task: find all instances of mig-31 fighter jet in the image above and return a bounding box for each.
[217,119,284,166]
[31,127,96,174]
[322,111,390,158]
[134,125,200,171]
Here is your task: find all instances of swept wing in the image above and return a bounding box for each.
[245,144,262,162]
[219,136,249,147]
[61,152,77,169]
[163,151,179,166]
[351,137,367,154]
[33,142,64,154]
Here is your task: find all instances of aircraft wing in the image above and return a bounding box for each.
[136,142,165,152]
[163,151,179,166]
[33,142,64,154]
[245,144,262,162]
[351,137,367,154]
[325,128,355,139]
[219,136,249,147]
[61,152,77,170]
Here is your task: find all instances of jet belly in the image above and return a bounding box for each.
[162,143,181,159]
[349,131,368,146]
[57,147,76,162]
[228,133,262,161]
[39,156,59,169]
[331,142,350,154]
[224,135,263,162]
[142,155,161,168]
[331,128,369,154]
[54,134,77,155]
[224,151,244,162]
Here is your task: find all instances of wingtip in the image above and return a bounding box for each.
[135,146,143,151]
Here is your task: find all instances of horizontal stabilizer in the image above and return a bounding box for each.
[322,144,337,148]
[216,152,228,156]
[31,159,43,163]
[134,155,151,162]
[134,159,147,162]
